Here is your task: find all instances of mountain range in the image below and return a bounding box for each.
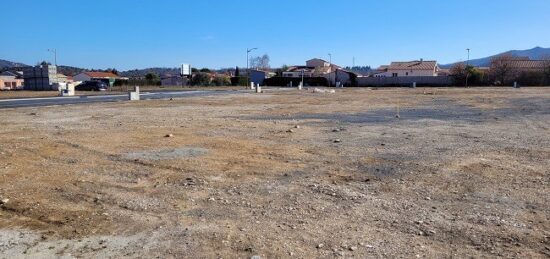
[440,46,550,68]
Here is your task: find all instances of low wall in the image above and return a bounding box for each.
[357,76,452,87]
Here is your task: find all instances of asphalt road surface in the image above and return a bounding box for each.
[0,90,244,109]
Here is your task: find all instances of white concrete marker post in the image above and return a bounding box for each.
[255,83,261,93]
[129,86,140,101]
[412,82,417,88]
[250,82,255,90]
[298,81,303,90]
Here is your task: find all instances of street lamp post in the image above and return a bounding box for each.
[465,48,470,88]
[247,48,257,88]
[47,49,57,66]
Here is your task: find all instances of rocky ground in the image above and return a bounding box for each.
[0,87,548,258]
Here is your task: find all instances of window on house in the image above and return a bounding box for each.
[406,72,408,76]
[392,73,398,77]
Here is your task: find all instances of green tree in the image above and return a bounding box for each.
[235,66,240,77]
[145,72,159,81]
[191,73,211,86]
[212,75,231,86]
[199,68,211,73]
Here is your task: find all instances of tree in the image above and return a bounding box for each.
[199,68,211,73]
[235,66,240,77]
[211,75,231,86]
[38,61,51,66]
[145,72,159,81]
[489,54,517,85]
[191,72,211,86]
[451,63,487,86]
[250,54,270,70]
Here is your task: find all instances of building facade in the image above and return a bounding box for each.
[377,60,439,77]
[23,64,59,90]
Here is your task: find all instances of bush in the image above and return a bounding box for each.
[191,73,211,86]
[211,75,231,86]
[230,76,249,86]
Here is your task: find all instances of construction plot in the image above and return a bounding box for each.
[0,87,548,258]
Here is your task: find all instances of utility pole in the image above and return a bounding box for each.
[328,53,332,87]
[465,48,470,88]
[247,47,257,88]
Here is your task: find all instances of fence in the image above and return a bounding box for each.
[357,76,452,87]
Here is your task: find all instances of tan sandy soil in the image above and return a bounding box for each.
[0,87,548,258]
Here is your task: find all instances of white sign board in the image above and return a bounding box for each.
[181,64,191,76]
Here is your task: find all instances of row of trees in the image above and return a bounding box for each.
[450,55,550,86]
[141,72,231,86]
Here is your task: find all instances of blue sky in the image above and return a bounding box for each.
[1,0,549,70]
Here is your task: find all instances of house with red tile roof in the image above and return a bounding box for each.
[378,60,439,77]
[73,71,123,82]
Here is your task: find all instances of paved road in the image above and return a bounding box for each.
[0,90,245,109]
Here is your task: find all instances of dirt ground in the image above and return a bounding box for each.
[0,87,548,258]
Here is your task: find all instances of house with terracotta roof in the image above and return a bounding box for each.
[378,60,439,77]
[73,71,122,82]
[505,59,547,72]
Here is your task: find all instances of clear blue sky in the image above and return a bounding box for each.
[1,0,549,70]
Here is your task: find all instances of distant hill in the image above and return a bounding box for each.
[0,59,28,69]
[441,46,550,68]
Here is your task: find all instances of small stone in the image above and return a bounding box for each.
[294,125,300,129]
[332,128,341,132]
[349,246,357,251]
[395,114,401,118]
[287,129,295,133]
[0,199,8,204]
[333,139,341,143]
[425,197,431,200]
[165,134,174,138]
[317,243,324,249]
[251,256,261,259]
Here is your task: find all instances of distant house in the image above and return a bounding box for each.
[306,58,340,74]
[0,71,23,78]
[55,74,73,83]
[505,59,547,72]
[282,66,316,78]
[283,58,341,78]
[0,75,24,90]
[326,69,362,87]
[73,71,120,82]
[378,60,439,77]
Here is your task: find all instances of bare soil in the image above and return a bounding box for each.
[0,87,548,258]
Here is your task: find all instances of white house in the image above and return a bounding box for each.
[378,60,439,77]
